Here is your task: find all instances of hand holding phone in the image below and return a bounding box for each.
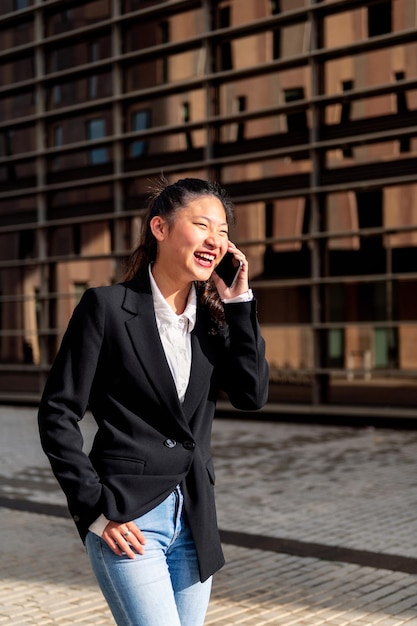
[214,252,242,288]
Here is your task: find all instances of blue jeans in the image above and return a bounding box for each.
[85,486,212,626]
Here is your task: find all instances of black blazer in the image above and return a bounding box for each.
[38,270,269,581]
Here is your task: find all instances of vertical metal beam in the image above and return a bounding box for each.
[386,236,395,368]
[202,0,220,182]
[34,0,49,388]
[309,0,328,405]
[112,0,124,278]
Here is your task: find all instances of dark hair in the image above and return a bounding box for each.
[124,177,236,332]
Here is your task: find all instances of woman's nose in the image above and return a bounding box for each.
[205,232,222,248]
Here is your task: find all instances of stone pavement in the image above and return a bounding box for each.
[1,405,417,625]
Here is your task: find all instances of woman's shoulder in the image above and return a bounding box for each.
[78,274,150,310]
[79,282,125,302]
[73,283,131,319]
[83,275,146,298]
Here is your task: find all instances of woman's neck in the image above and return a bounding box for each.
[151,265,191,314]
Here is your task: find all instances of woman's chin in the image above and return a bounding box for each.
[192,263,213,282]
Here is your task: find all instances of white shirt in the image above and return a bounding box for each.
[89,268,253,537]
[148,265,253,402]
[149,265,196,404]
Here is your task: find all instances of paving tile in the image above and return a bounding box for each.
[2,407,417,624]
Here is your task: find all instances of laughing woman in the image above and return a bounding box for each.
[38,177,269,626]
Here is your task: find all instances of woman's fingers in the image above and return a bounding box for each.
[102,521,146,559]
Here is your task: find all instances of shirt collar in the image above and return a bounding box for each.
[148,265,197,332]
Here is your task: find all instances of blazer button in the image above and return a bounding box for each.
[183,440,196,450]
[164,438,177,448]
[73,515,80,522]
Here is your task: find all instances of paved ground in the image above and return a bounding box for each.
[1,405,417,625]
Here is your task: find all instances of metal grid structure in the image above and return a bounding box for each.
[1,0,417,418]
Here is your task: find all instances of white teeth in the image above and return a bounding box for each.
[195,253,215,261]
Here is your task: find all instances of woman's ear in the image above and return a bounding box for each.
[150,216,167,241]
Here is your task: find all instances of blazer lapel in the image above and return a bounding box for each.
[122,274,185,420]
[122,272,216,427]
[182,314,216,419]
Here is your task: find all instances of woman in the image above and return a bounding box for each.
[38,177,269,626]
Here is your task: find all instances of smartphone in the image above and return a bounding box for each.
[215,252,242,288]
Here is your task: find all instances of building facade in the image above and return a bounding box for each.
[1,0,417,418]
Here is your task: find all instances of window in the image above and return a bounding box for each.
[1,130,15,180]
[52,85,61,105]
[51,49,65,105]
[160,21,169,82]
[328,329,344,368]
[395,72,410,153]
[1,129,13,156]
[19,230,35,259]
[368,1,391,37]
[52,125,62,170]
[87,118,108,164]
[218,7,232,71]
[328,284,345,368]
[374,327,398,368]
[284,87,307,133]
[356,189,383,261]
[270,0,281,60]
[88,42,99,99]
[54,125,63,147]
[15,0,29,9]
[340,80,353,157]
[234,95,246,142]
[340,80,353,124]
[182,102,193,150]
[72,225,81,256]
[131,110,150,157]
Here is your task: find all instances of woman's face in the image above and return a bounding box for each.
[151,196,229,285]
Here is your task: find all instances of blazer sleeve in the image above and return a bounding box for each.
[217,299,269,410]
[38,288,105,531]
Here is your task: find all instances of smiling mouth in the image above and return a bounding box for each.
[194,252,216,267]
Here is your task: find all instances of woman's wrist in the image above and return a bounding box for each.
[222,289,253,304]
